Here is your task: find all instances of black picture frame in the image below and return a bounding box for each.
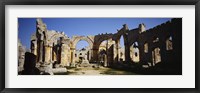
[0,0,199,93]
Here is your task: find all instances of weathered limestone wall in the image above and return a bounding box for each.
[18,39,26,71]
[60,44,70,66]
[31,40,37,55]
[44,46,51,64]
[29,18,181,72]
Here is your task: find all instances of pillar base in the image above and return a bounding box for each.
[44,61,51,65]
[70,62,76,67]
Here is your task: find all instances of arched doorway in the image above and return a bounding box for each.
[119,35,125,61]
[47,32,69,67]
[152,47,161,66]
[51,37,62,64]
[98,49,107,66]
[75,40,90,63]
[71,36,94,65]
[98,40,108,66]
[130,42,140,63]
[166,36,173,50]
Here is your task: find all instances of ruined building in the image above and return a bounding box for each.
[29,18,182,74]
[18,39,26,72]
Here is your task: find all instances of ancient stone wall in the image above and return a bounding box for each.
[29,18,182,70]
[18,39,26,71]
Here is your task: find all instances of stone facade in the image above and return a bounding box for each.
[75,47,90,63]
[27,18,182,74]
[18,39,26,72]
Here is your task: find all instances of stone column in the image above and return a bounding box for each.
[124,44,129,62]
[60,44,64,66]
[103,55,107,67]
[107,39,113,66]
[38,40,43,63]
[124,41,130,62]
[73,49,76,63]
[90,49,94,62]
[50,46,52,63]
[52,44,57,62]
[66,46,70,66]
[92,49,98,62]
[88,50,91,61]
[31,40,37,56]
[72,49,76,63]
[56,46,59,63]
[123,34,131,62]
[44,45,51,64]
[60,44,68,67]
[104,40,108,67]
[116,40,120,62]
[70,48,76,67]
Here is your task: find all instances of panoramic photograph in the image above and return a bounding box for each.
[18,18,182,75]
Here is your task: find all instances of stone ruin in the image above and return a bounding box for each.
[18,18,182,75]
[18,39,26,72]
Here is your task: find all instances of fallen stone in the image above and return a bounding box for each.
[52,68,67,73]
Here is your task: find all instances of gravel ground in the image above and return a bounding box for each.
[54,67,137,75]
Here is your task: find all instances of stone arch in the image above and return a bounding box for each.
[94,35,115,65]
[49,33,67,45]
[95,35,113,49]
[98,49,107,66]
[45,32,69,65]
[112,32,128,62]
[118,35,126,61]
[130,41,140,63]
[115,29,130,62]
[114,32,127,45]
[71,36,94,49]
[96,39,109,64]
[70,36,94,64]
[115,24,128,40]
